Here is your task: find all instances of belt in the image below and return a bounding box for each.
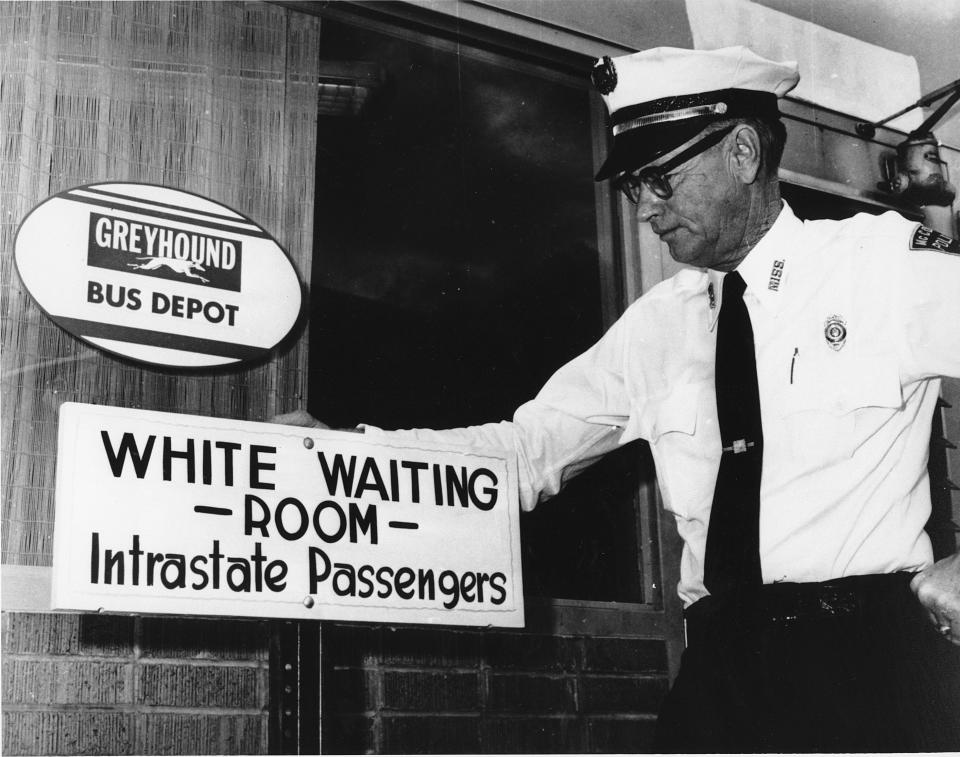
[684,572,916,640]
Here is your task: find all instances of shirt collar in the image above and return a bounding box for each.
[705,200,802,330]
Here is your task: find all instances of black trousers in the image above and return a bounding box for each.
[655,573,960,753]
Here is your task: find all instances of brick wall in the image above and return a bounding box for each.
[2,613,671,754]
[1,612,271,755]
[321,622,670,754]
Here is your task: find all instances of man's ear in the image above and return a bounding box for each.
[728,124,763,184]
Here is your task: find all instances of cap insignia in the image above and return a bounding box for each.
[591,56,617,95]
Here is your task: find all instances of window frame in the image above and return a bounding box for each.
[286,0,684,660]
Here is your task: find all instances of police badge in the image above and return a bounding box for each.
[824,315,847,351]
[591,56,618,95]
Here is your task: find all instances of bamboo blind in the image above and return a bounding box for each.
[0,1,321,566]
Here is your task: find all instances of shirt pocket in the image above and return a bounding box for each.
[631,382,716,520]
[780,352,902,464]
[645,382,700,442]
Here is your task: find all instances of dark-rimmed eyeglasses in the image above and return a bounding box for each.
[613,124,737,203]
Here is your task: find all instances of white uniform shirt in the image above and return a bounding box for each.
[368,202,960,606]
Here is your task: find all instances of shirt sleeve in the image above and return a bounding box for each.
[364,309,637,512]
[894,221,960,381]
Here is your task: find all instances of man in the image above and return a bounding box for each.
[279,46,960,751]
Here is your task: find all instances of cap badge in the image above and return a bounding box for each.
[824,315,847,351]
[591,56,618,95]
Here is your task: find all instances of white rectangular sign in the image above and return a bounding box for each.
[51,403,524,627]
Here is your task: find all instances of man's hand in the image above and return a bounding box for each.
[271,409,330,429]
[270,409,365,434]
[911,551,960,645]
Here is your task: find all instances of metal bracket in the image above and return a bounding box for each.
[270,620,321,754]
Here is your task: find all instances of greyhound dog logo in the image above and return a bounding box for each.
[128,257,209,283]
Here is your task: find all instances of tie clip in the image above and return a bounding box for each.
[723,439,755,454]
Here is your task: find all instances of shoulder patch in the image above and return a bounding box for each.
[910,225,960,255]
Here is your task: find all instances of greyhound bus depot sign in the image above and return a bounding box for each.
[14,183,301,368]
[51,403,524,627]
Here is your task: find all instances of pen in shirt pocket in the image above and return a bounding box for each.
[790,347,799,384]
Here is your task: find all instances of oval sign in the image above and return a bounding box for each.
[14,183,302,368]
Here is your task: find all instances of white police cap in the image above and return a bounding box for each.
[592,46,799,180]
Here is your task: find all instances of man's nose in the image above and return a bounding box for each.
[633,183,665,223]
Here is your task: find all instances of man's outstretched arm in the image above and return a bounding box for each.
[269,303,639,512]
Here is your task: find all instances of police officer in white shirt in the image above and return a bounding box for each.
[278,46,960,752]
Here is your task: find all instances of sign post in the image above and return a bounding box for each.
[52,403,524,628]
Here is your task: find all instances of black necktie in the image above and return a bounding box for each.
[703,271,763,595]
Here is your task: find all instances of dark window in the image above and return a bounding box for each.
[310,16,646,602]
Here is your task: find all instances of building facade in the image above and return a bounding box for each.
[2,1,958,753]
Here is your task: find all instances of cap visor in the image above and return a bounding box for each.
[594,118,712,181]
